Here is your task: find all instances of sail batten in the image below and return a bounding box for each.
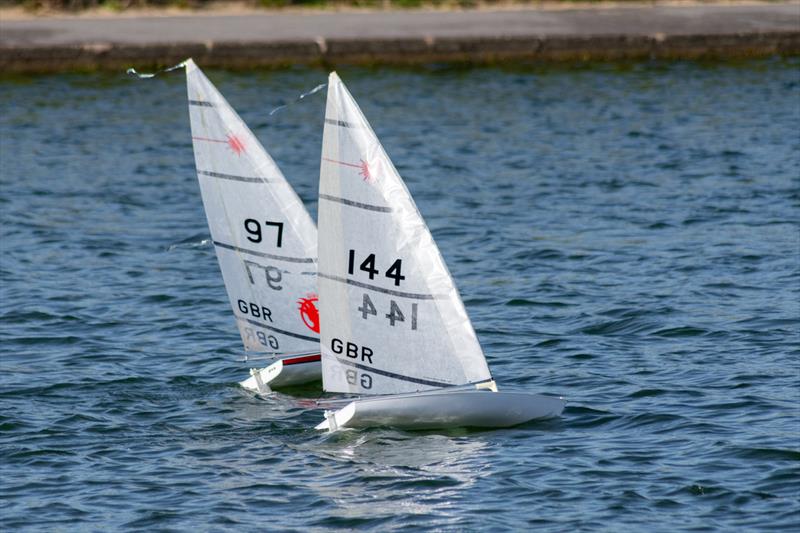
[211,240,316,263]
[317,272,442,300]
[318,72,492,395]
[319,194,393,213]
[186,59,321,354]
[198,170,278,183]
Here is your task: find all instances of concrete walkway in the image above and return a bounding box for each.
[1,3,798,72]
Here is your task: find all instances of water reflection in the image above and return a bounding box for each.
[297,431,490,520]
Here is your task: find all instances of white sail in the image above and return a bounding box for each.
[186,59,320,355]
[317,72,493,395]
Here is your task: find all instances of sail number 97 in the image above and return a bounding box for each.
[348,250,405,286]
[359,293,417,330]
[244,219,283,247]
[244,260,282,291]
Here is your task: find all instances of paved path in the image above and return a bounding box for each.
[1,3,798,72]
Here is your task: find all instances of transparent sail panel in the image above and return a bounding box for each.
[318,72,492,395]
[186,59,319,354]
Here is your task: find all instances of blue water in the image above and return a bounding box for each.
[1,60,799,531]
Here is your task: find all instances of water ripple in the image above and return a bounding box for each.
[1,60,799,530]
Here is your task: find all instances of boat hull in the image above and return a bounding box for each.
[315,390,565,431]
[240,354,321,392]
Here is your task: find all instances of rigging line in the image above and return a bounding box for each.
[127,61,324,121]
[126,60,188,79]
[268,83,327,116]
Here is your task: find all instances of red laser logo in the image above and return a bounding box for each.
[226,134,246,155]
[323,157,373,182]
[192,133,246,156]
[298,294,320,333]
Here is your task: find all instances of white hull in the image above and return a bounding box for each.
[315,390,565,431]
[240,354,321,392]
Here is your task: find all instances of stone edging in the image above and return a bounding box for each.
[1,32,798,73]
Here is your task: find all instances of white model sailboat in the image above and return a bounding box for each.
[185,59,322,392]
[315,73,565,431]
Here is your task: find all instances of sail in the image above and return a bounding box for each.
[186,59,320,354]
[317,72,493,395]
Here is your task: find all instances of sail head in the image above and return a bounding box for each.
[318,72,493,395]
[186,59,320,354]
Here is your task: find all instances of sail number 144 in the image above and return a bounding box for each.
[359,293,417,330]
[348,250,405,286]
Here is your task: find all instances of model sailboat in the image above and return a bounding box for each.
[185,59,322,392]
[315,73,565,430]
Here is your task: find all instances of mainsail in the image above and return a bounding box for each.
[317,72,493,395]
[186,59,320,354]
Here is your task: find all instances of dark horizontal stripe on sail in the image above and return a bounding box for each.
[198,170,272,183]
[236,315,320,342]
[319,194,392,213]
[325,118,358,128]
[189,100,214,107]
[318,272,438,300]
[335,357,453,388]
[213,241,316,264]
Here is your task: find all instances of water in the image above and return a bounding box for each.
[1,60,799,531]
